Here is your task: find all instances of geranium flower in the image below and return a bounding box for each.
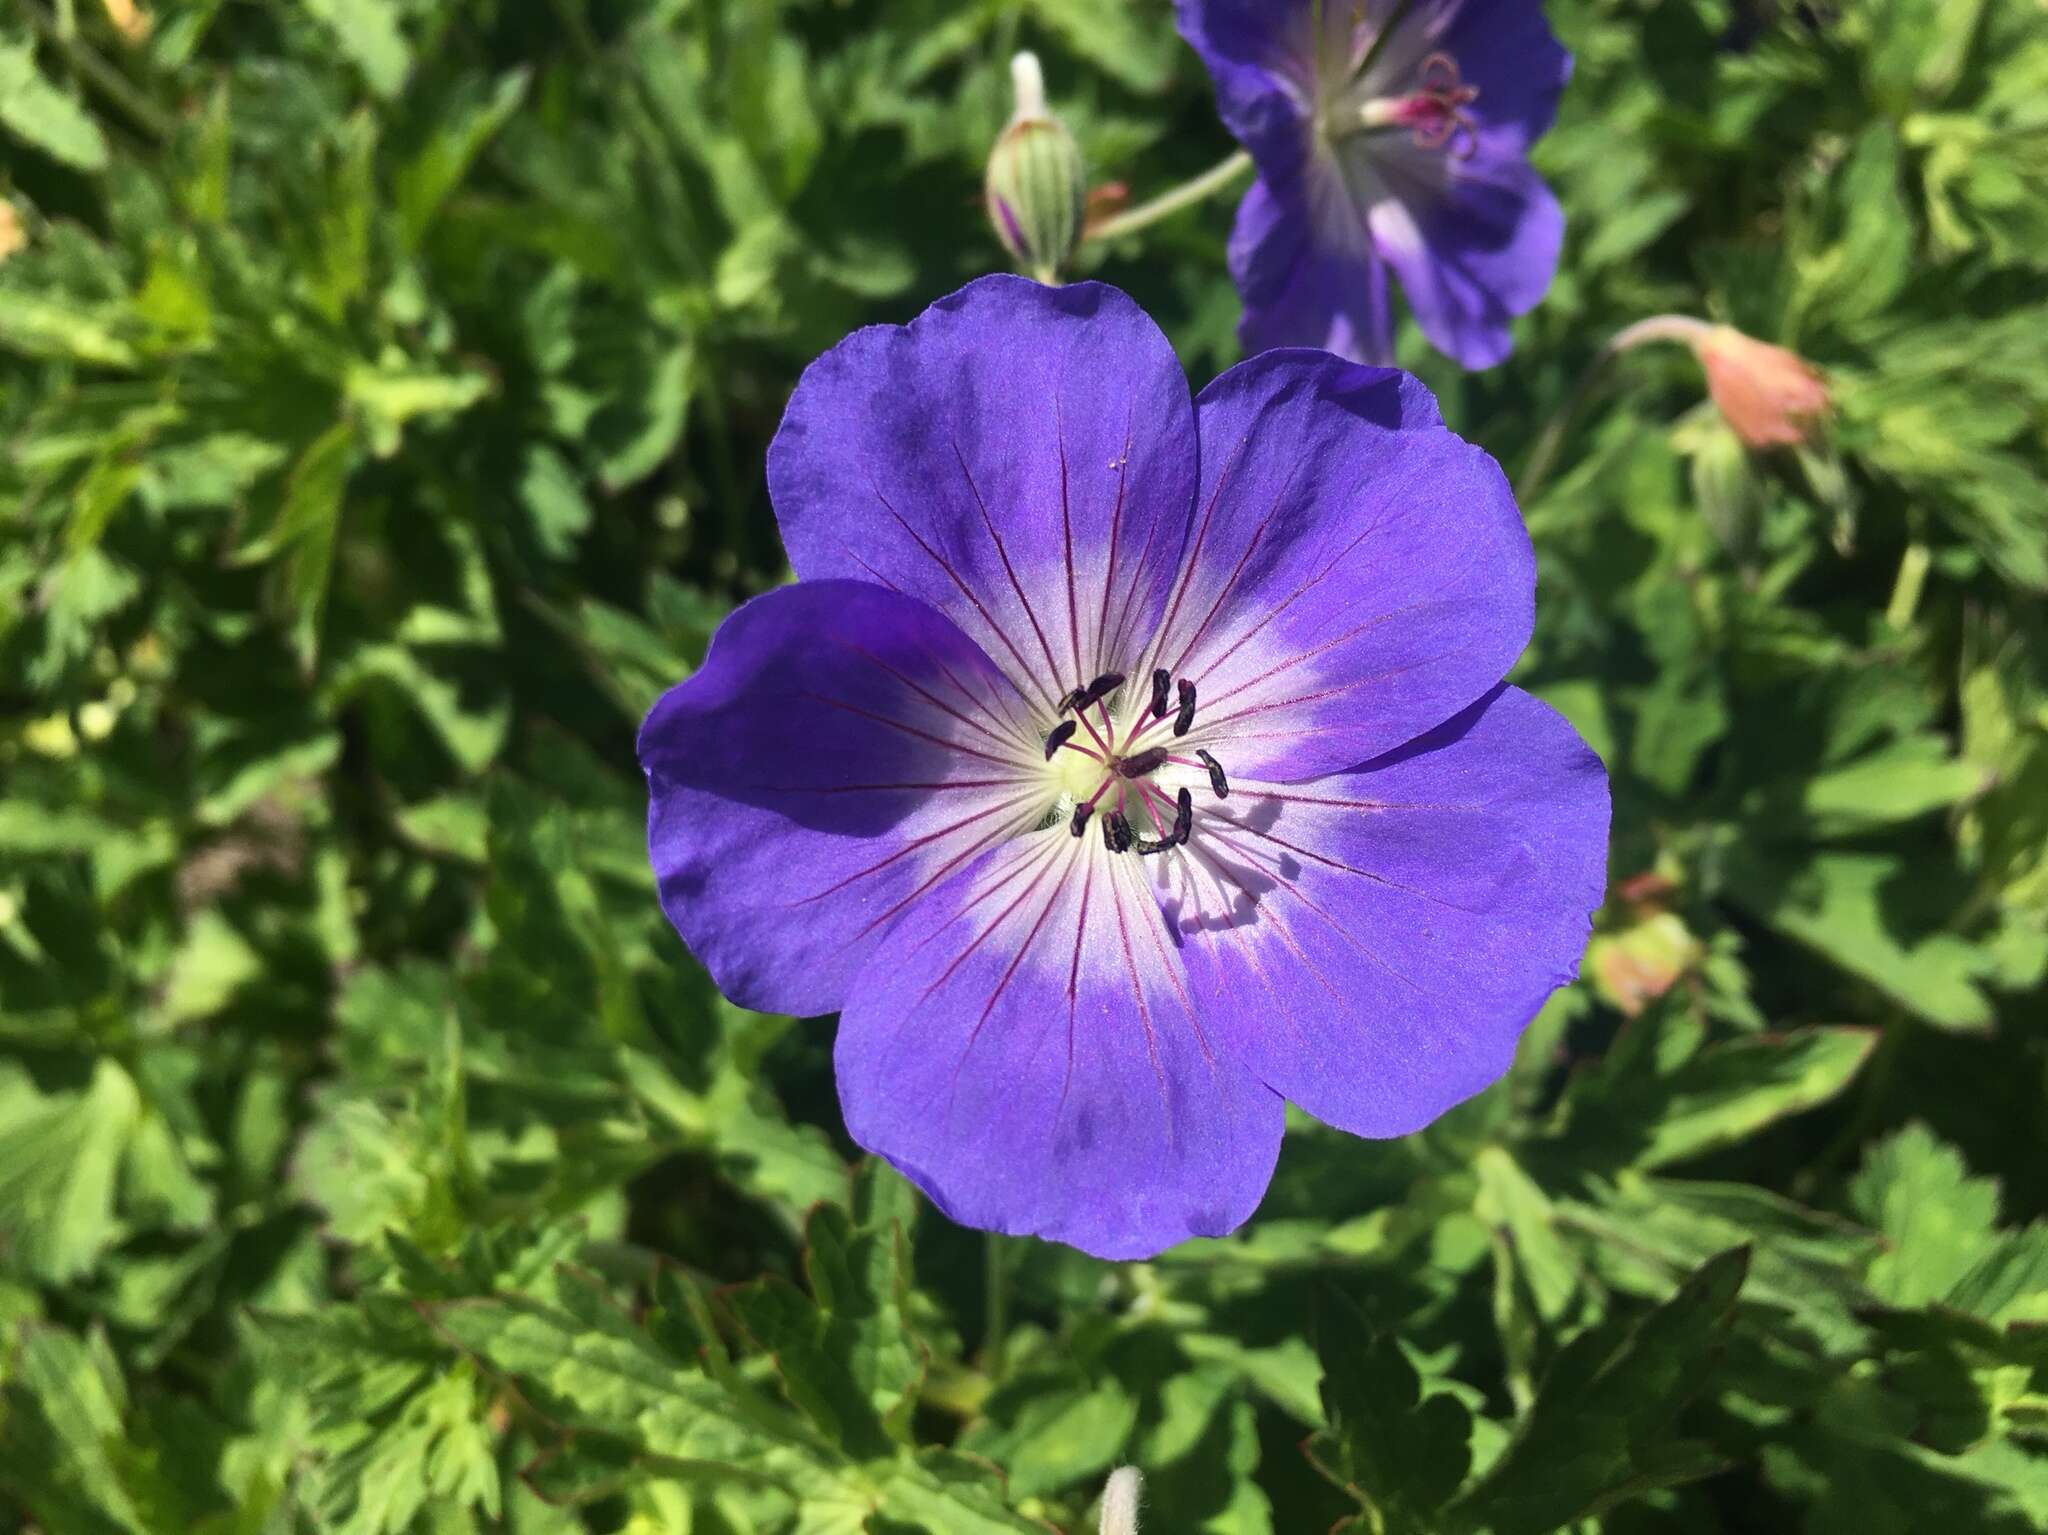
[1176,0,1571,368]
[639,277,1607,1259]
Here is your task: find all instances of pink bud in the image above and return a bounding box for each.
[1694,326,1829,449]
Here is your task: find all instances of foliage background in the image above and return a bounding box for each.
[3,0,2046,1530]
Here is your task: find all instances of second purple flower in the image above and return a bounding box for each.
[1176,0,1572,370]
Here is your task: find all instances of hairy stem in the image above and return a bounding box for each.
[1520,315,1716,502]
[1083,150,1253,245]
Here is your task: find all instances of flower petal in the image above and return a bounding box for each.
[1362,149,1564,370]
[1140,349,1530,781]
[768,275,1199,711]
[1230,171,1395,366]
[1173,685,1608,1136]
[1440,0,1572,160]
[1171,0,1315,161]
[834,832,1284,1259]
[639,580,1045,1018]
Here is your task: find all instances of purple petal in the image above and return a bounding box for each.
[1171,0,1316,165]
[639,580,1044,1018]
[767,276,1199,712]
[1362,149,1565,370]
[1441,0,1572,159]
[1175,686,1608,1136]
[834,834,1284,1259]
[1230,172,1395,366]
[1182,0,1569,371]
[1140,349,1530,782]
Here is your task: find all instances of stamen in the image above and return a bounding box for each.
[1195,748,1229,799]
[1063,671,1126,713]
[1070,802,1094,838]
[1149,668,1171,718]
[1115,746,1169,779]
[1044,719,1077,759]
[1103,810,1135,854]
[1173,678,1197,737]
[1134,787,1194,856]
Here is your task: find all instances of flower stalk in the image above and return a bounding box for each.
[1520,315,1829,501]
[1081,149,1253,245]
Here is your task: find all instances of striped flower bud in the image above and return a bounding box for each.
[985,53,1085,283]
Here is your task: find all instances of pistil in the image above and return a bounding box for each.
[1043,664,1227,857]
[1343,52,1480,157]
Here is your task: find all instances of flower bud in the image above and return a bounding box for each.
[1682,416,1765,561]
[985,53,1085,283]
[1694,326,1829,449]
[1099,1467,1143,1535]
[1587,910,1703,1018]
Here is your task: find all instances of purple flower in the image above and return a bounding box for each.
[1176,0,1571,369]
[638,277,1607,1259]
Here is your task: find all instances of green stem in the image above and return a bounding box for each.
[1083,150,1253,246]
[1885,540,1932,630]
[1519,315,1714,503]
[983,1232,1013,1382]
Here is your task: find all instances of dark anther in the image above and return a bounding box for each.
[1102,810,1135,854]
[1196,748,1229,799]
[1115,746,1169,779]
[1043,719,1077,759]
[1056,686,1087,714]
[1136,790,1195,857]
[1173,678,1197,737]
[1074,671,1126,711]
[1149,668,1171,718]
[1069,802,1094,838]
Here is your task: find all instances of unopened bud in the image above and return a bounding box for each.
[1694,326,1829,449]
[1099,1467,1142,1535]
[1682,417,1764,561]
[1587,911,1703,1018]
[985,53,1085,283]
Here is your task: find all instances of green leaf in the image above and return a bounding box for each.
[1570,1028,1877,1171]
[303,0,412,99]
[266,422,358,667]
[958,1366,1139,1503]
[394,68,530,249]
[1745,736,1984,840]
[1722,850,1994,1031]
[431,1282,768,1463]
[1444,1248,1749,1535]
[1474,1145,1584,1322]
[1948,1224,2048,1325]
[1021,0,1177,91]
[0,1324,143,1534]
[725,1162,925,1459]
[0,40,110,171]
[518,443,594,561]
[1304,1292,1473,1535]
[1850,1123,2004,1308]
[0,290,137,367]
[0,1061,140,1283]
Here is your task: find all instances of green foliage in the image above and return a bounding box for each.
[2,1,2044,1531]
